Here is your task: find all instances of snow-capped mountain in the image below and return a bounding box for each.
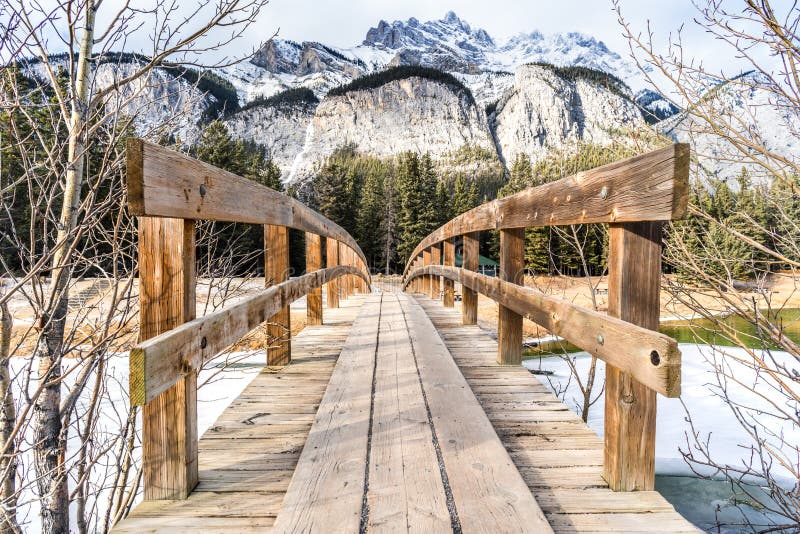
[222,11,643,107]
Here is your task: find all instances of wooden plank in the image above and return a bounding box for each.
[430,245,441,299]
[604,222,662,491]
[423,248,431,298]
[498,227,524,365]
[404,265,681,397]
[462,232,478,324]
[272,295,381,533]
[130,265,368,405]
[367,295,451,530]
[305,233,323,325]
[326,238,339,309]
[443,239,455,307]
[402,143,690,277]
[399,293,553,533]
[138,217,198,500]
[126,138,369,269]
[265,224,290,366]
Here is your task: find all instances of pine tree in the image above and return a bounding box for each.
[452,175,479,216]
[356,172,385,268]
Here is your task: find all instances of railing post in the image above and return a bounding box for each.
[139,217,198,500]
[306,232,323,325]
[604,222,661,491]
[265,224,291,366]
[443,239,455,307]
[498,228,524,365]
[326,238,339,308]
[462,232,479,325]
[430,245,441,300]
[423,248,432,297]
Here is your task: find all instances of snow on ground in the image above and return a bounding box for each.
[524,343,800,485]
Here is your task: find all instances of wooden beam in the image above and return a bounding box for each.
[402,144,689,279]
[498,228,524,365]
[306,233,323,325]
[604,222,662,491]
[462,232,479,325]
[130,266,368,406]
[138,217,198,500]
[264,224,290,366]
[443,239,455,307]
[126,138,370,275]
[423,249,432,297]
[326,238,339,309]
[430,245,441,300]
[403,264,680,398]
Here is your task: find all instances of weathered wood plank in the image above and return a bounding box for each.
[462,232,479,325]
[402,143,690,277]
[367,295,451,530]
[326,238,339,308]
[399,293,553,533]
[265,224,291,366]
[498,227,524,365]
[138,217,198,500]
[604,222,662,491]
[406,265,680,397]
[443,238,455,307]
[126,138,369,270]
[271,295,381,533]
[130,265,369,405]
[305,233,323,326]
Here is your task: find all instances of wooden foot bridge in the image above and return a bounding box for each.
[115,140,696,532]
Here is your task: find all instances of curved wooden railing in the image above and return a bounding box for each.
[126,139,371,500]
[402,143,690,492]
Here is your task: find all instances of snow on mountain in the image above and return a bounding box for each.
[659,71,800,182]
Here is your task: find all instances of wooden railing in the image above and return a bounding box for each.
[402,143,690,492]
[126,139,371,500]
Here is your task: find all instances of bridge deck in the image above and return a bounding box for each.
[115,291,696,533]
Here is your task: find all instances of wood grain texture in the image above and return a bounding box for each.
[430,245,441,299]
[401,143,690,279]
[265,224,290,366]
[126,138,370,274]
[138,217,198,500]
[604,222,662,491]
[130,266,369,405]
[400,293,553,532]
[115,298,367,532]
[443,239,455,307]
[498,228,524,365]
[414,296,697,533]
[423,249,432,297]
[462,232,479,325]
[326,238,339,309]
[403,264,680,397]
[367,295,451,530]
[305,233,323,326]
[272,295,381,533]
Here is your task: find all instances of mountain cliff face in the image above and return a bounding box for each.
[493,65,645,165]
[287,75,495,181]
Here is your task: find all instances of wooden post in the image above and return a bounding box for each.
[443,239,455,307]
[326,238,339,308]
[265,224,291,366]
[498,228,524,365]
[423,249,432,297]
[306,232,323,325]
[430,245,441,300]
[604,222,662,491]
[346,247,355,297]
[462,232,479,325]
[139,217,198,500]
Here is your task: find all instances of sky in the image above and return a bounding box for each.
[3,0,759,78]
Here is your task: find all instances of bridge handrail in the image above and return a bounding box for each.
[127,138,370,272]
[402,143,689,281]
[130,265,368,406]
[402,264,680,396]
[401,143,690,493]
[126,138,371,501]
